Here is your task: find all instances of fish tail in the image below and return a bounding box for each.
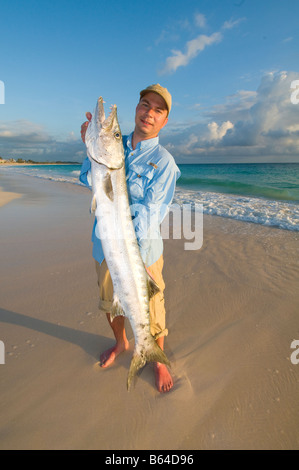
[127,342,171,391]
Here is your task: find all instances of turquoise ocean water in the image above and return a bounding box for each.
[1,162,299,231]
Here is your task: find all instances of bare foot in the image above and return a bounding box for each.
[154,362,173,393]
[100,340,129,368]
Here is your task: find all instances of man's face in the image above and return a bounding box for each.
[135,92,168,140]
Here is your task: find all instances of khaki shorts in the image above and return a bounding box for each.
[95,255,168,339]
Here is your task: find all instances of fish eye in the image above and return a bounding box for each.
[114,132,121,139]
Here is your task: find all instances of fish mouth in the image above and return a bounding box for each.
[103,104,118,132]
[86,96,124,170]
[96,96,106,126]
[96,97,118,131]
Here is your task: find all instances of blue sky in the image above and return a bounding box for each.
[0,0,299,163]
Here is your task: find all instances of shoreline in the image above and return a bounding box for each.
[0,173,299,450]
[2,165,298,233]
[0,185,23,207]
[0,162,80,166]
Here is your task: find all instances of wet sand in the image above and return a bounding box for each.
[0,173,298,450]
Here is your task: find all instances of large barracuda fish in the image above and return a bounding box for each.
[85,97,170,390]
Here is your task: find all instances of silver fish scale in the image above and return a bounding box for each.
[86,97,170,389]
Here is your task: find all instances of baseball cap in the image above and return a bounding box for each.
[139,84,172,115]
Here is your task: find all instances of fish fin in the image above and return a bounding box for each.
[127,342,170,391]
[90,194,97,213]
[147,273,160,299]
[110,295,125,321]
[103,173,114,201]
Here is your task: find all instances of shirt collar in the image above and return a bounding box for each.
[125,132,159,152]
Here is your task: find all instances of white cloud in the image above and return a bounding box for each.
[154,19,190,46]
[159,14,244,75]
[160,31,222,74]
[207,121,234,141]
[222,17,245,30]
[194,13,206,28]
[0,120,50,143]
[0,120,83,162]
[161,71,299,162]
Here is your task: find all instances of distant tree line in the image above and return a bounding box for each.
[0,156,79,164]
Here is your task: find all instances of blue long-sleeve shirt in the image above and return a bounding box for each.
[79,132,180,267]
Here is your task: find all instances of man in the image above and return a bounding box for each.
[80,84,180,393]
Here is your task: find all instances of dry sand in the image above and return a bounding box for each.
[0,173,298,450]
[0,186,22,207]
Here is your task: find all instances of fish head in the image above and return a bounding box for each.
[85,97,124,170]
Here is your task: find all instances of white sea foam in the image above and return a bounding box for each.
[1,164,298,232]
[173,188,299,232]
[0,165,84,186]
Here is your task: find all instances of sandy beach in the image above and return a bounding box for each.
[0,186,23,207]
[0,172,298,450]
